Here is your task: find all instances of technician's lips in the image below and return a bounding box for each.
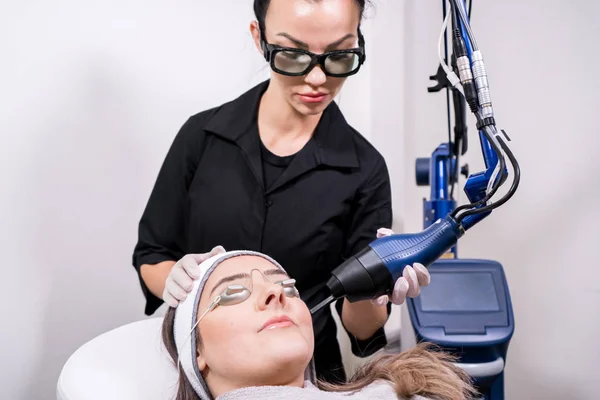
[259,315,295,332]
[297,92,328,103]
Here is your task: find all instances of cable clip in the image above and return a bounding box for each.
[428,64,461,93]
[476,116,496,130]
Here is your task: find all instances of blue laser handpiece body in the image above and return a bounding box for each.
[326,127,500,303]
[326,104,503,300]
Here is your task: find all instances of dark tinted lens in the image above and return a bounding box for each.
[273,50,312,73]
[324,52,360,75]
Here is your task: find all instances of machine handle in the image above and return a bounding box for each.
[454,357,505,378]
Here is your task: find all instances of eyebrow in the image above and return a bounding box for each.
[209,269,288,295]
[275,32,355,50]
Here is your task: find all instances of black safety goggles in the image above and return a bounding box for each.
[260,33,366,78]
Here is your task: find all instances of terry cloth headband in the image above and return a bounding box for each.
[172,250,317,400]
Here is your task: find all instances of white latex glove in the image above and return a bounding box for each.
[162,245,226,308]
[371,228,431,306]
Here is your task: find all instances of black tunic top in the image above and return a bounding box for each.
[132,80,393,383]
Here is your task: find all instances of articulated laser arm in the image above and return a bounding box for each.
[312,0,521,314]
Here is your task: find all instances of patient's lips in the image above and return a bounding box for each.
[259,315,295,332]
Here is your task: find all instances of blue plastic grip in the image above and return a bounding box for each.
[369,215,464,282]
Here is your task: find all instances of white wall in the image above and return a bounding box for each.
[2,1,599,399]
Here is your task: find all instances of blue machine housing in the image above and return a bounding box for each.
[406,259,514,398]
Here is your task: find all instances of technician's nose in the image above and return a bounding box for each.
[305,65,327,87]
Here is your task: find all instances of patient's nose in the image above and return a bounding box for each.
[263,289,286,308]
[253,276,286,310]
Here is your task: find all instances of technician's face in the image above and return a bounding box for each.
[195,256,314,390]
[252,0,362,116]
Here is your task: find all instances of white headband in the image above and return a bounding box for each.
[173,250,317,400]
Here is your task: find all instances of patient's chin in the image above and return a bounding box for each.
[261,331,312,365]
[262,350,311,384]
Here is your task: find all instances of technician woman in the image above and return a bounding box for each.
[132,0,429,383]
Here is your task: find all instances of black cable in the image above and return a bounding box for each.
[456,132,520,221]
[455,0,471,199]
[447,0,464,200]
[451,125,506,218]
[449,56,466,199]
[450,0,478,200]
[450,0,461,31]
[450,123,506,219]
[449,52,468,199]
[446,0,521,222]
[450,138,460,199]
[450,0,478,51]
[453,126,506,218]
[442,0,452,158]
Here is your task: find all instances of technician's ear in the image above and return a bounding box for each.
[196,351,207,372]
[249,21,263,55]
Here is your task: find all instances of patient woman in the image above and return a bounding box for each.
[161,250,477,400]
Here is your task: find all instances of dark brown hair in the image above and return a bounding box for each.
[254,0,370,37]
[161,307,478,400]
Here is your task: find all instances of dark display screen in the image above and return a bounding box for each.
[420,272,500,312]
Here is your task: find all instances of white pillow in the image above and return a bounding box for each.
[57,318,179,400]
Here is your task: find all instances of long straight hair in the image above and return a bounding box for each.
[161,307,478,400]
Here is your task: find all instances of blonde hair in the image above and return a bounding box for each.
[318,342,478,400]
[162,307,478,400]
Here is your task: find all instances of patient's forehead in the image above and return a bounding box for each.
[198,256,287,307]
[205,256,287,289]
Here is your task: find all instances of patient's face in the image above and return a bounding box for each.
[196,255,314,388]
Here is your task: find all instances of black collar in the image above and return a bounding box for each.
[204,80,359,169]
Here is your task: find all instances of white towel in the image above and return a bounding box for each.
[217,380,433,400]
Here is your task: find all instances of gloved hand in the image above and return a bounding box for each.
[162,245,226,308]
[371,228,431,306]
